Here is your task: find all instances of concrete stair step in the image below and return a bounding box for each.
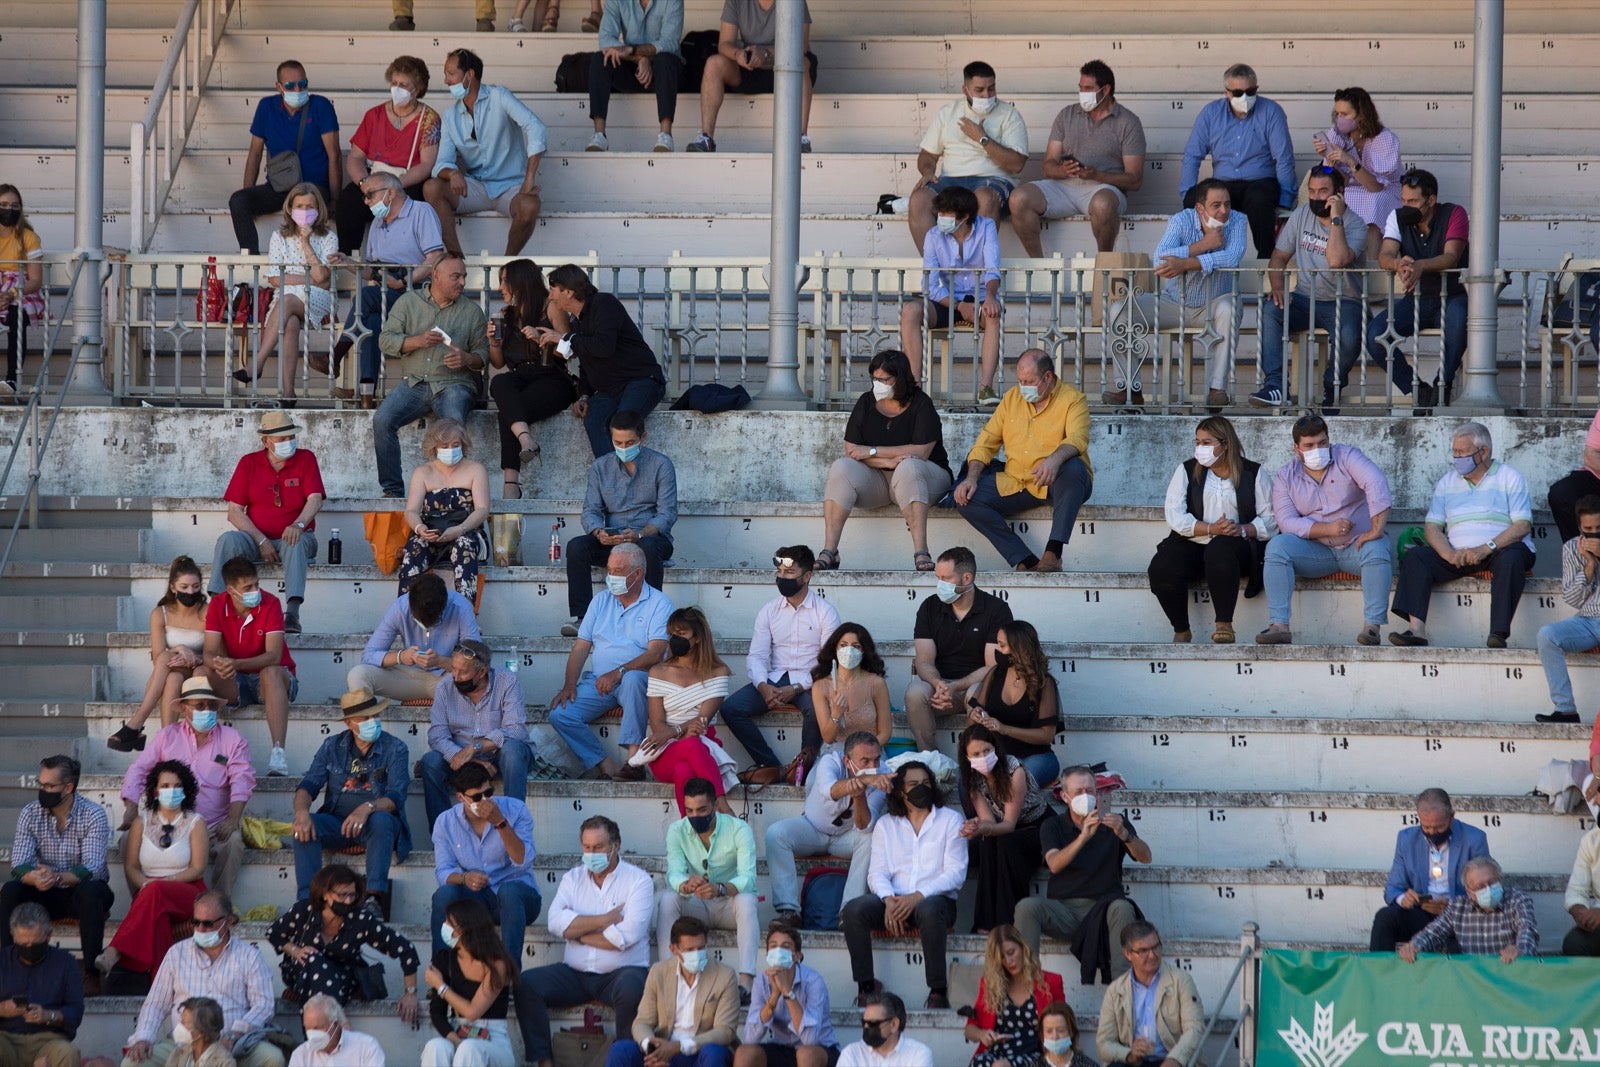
[0,595,126,629]
[0,495,157,530]
[0,527,148,560]
[0,662,107,700]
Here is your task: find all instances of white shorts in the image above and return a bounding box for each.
[455,176,518,216]
[1032,178,1127,218]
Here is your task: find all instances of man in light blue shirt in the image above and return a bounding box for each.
[548,541,673,780]
[424,48,547,256]
[420,639,531,831]
[348,572,481,701]
[430,759,541,959]
[587,0,686,153]
[1179,62,1296,258]
[656,778,760,993]
[1105,178,1248,408]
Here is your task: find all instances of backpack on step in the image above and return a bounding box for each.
[799,865,848,931]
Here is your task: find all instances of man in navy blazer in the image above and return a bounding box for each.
[1370,787,1490,950]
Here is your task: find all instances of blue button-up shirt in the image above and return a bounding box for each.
[1153,207,1249,307]
[922,215,1001,305]
[296,730,414,862]
[1179,95,1297,208]
[664,813,756,896]
[582,447,678,540]
[434,84,549,199]
[9,794,110,883]
[361,590,482,671]
[1131,973,1169,1059]
[578,582,673,676]
[743,962,835,1048]
[432,796,537,890]
[427,667,529,760]
[597,0,684,57]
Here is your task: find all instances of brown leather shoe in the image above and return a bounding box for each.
[360,396,378,411]
[82,970,102,997]
[612,764,646,782]
[1034,550,1063,573]
[1100,388,1146,407]
[308,352,331,375]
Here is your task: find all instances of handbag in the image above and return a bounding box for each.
[197,257,229,323]
[350,960,388,1001]
[370,110,426,180]
[424,507,472,534]
[265,105,312,194]
[552,1030,610,1067]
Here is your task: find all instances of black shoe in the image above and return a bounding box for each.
[855,980,884,1008]
[106,723,146,752]
[1414,380,1436,411]
[1388,630,1429,647]
[1536,710,1581,724]
[283,611,302,635]
[1486,632,1508,649]
[1320,385,1341,417]
[773,909,801,927]
[739,986,752,1007]
[876,193,898,215]
[924,990,950,1010]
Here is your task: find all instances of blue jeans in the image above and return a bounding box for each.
[1263,534,1393,627]
[373,380,477,496]
[430,879,542,960]
[1019,749,1061,790]
[719,676,819,769]
[1361,292,1468,393]
[419,738,533,836]
[291,810,401,896]
[1538,615,1600,715]
[583,378,666,458]
[346,281,406,382]
[209,529,317,602]
[955,459,1093,567]
[606,1041,732,1067]
[548,670,650,770]
[1258,293,1364,393]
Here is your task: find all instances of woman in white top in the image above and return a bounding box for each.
[236,182,338,406]
[809,622,892,751]
[1313,87,1403,262]
[109,556,209,752]
[1147,415,1275,644]
[638,606,738,815]
[97,760,210,978]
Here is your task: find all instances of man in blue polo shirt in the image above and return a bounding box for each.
[1179,62,1296,259]
[228,60,341,255]
[548,541,672,782]
[424,48,547,257]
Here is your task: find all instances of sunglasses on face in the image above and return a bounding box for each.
[192,916,228,930]
[1228,86,1259,98]
[463,787,495,803]
[282,79,309,91]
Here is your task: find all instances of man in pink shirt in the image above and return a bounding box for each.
[119,677,256,895]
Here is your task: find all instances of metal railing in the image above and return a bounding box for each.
[129,0,237,252]
[1195,922,1262,1066]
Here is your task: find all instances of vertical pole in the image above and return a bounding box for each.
[757,0,808,408]
[69,0,110,397]
[1458,0,1504,408]
[1240,921,1261,1065]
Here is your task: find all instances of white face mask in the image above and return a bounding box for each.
[172,1023,194,1047]
[1229,92,1257,116]
[871,380,894,401]
[304,1029,332,1050]
[1203,213,1226,231]
[970,751,998,775]
[935,215,959,235]
[1302,446,1332,471]
[1194,444,1219,468]
[969,95,997,114]
[390,85,414,108]
[1069,792,1097,817]
[605,573,630,596]
[1078,88,1101,112]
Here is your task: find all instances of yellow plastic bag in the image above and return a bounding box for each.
[242,815,295,850]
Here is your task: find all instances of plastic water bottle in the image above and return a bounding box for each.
[327,528,342,565]
[548,522,561,562]
[504,658,518,674]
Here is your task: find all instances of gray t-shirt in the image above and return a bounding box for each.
[721,0,811,47]
[1274,202,1369,301]
[1046,101,1146,176]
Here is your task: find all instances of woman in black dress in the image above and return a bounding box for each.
[966,620,1062,789]
[421,898,518,1067]
[958,723,1050,934]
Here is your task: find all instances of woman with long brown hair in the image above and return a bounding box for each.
[966,619,1061,788]
[109,556,209,752]
[487,258,575,498]
[422,898,518,1066]
[958,724,1050,934]
[635,606,738,814]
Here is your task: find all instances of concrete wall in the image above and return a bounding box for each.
[0,406,1589,508]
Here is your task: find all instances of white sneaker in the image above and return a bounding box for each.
[586,131,608,152]
[800,135,813,153]
[508,17,526,31]
[654,132,674,153]
[268,746,289,777]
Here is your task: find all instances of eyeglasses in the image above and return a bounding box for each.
[271,482,282,508]
[1227,87,1259,98]
[463,787,495,802]
[1127,941,1163,955]
[282,79,309,91]
[159,824,176,848]
[329,890,360,902]
[453,642,488,664]
[192,916,228,930]
[773,556,798,569]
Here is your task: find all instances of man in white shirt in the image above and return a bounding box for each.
[610,916,741,1067]
[838,991,934,1067]
[719,546,840,783]
[515,816,654,1067]
[288,995,384,1066]
[764,732,891,927]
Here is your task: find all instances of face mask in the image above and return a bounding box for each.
[993,651,1013,672]
[172,1022,194,1047]
[36,788,65,811]
[836,644,863,670]
[437,445,463,466]
[1452,454,1479,476]
[1203,213,1226,231]
[283,90,310,109]
[453,676,479,695]
[614,443,641,463]
[390,85,414,108]
[862,1021,890,1048]
[190,709,218,732]
[605,573,631,597]
[1078,88,1101,112]
[1307,199,1331,219]
[905,783,934,809]
[688,812,716,834]
[936,579,963,604]
[935,215,959,235]
[0,208,20,228]
[871,380,894,401]
[357,718,383,742]
[1229,93,1256,116]
[369,196,391,221]
[1301,447,1331,472]
[680,948,708,974]
[969,95,996,114]
[1194,444,1220,467]
[272,439,296,459]
[1069,792,1097,817]
[304,1029,332,1051]
[329,900,354,918]
[158,787,186,810]
[582,851,612,874]
[765,946,795,970]
[239,590,262,608]
[1333,114,1358,135]
[970,751,998,775]
[193,928,223,949]
[175,591,204,607]
[290,208,318,227]
[441,922,461,949]
[1474,882,1504,910]
[1019,384,1041,403]
[1043,1037,1074,1056]
[448,80,469,101]
[1395,205,1424,228]
[668,634,692,658]
[775,576,803,598]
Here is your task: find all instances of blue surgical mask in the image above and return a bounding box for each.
[193,928,223,949]
[158,787,186,810]
[1475,882,1504,910]
[1043,1037,1074,1056]
[239,590,262,608]
[448,80,469,101]
[368,196,390,221]
[1019,384,1041,403]
[357,718,382,742]
[605,573,630,597]
[440,922,460,949]
[283,90,310,109]
[936,579,962,604]
[272,439,296,459]
[836,644,863,670]
[437,446,463,466]
[1452,453,1479,476]
[935,215,959,234]
[581,851,611,875]
[190,709,218,732]
[765,946,794,970]
[680,948,708,974]
[614,443,641,463]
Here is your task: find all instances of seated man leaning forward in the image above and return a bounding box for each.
[420,638,532,833]
[348,572,481,702]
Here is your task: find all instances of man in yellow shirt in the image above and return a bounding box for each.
[951,349,1093,572]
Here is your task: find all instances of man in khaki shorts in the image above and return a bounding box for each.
[1009,60,1145,255]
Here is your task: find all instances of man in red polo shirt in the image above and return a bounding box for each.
[207,410,326,637]
[204,555,300,777]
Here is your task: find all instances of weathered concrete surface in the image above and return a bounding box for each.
[0,406,1588,508]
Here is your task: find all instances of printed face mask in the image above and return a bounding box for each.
[836,644,863,670]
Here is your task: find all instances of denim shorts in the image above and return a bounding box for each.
[235,669,299,706]
[926,174,1015,217]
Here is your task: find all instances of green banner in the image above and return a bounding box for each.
[1257,949,1600,1067]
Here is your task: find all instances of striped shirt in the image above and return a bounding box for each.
[131,936,276,1044]
[1410,887,1539,956]
[1562,538,1600,618]
[9,794,111,882]
[1424,460,1535,552]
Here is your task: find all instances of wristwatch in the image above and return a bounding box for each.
[868,447,878,458]
[1487,539,1499,552]
[979,135,991,147]
[293,521,307,530]
[1330,217,1344,227]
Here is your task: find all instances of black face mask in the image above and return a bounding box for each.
[1395,205,1424,228]
[688,812,716,834]
[16,942,47,965]
[37,788,65,811]
[668,635,692,658]
[0,208,20,228]
[454,677,479,695]
[992,651,1013,671]
[328,900,354,918]
[1307,199,1331,218]
[1424,828,1452,847]
[905,784,934,809]
[862,1021,889,1048]
[775,576,803,598]
[175,591,204,607]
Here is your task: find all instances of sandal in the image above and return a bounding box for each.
[503,479,522,500]
[518,431,540,465]
[541,10,561,31]
[814,547,840,570]
[580,13,600,32]
[913,550,934,571]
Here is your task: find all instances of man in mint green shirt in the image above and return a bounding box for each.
[373,254,488,496]
[655,777,758,995]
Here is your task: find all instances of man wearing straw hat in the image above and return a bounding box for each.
[207,410,326,639]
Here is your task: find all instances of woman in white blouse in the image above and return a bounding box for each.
[235,182,338,406]
[1147,415,1275,643]
[637,606,739,816]
[1313,87,1403,262]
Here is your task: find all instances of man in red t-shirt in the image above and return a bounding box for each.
[204,555,300,777]
[207,411,326,636]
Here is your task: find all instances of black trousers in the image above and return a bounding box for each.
[488,367,577,471]
[1187,177,1281,259]
[1148,533,1254,631]
[1548,469,1600,543]
[841,892,956,991]
[334,178,428,254]
[1564,923,1600,956]
[1390,541,1534,637]
[1369,901,1435,951]
[3,305,26,388]
[588,52,684,123]
[565,532,672,617]
[228,181,333,255]
[0,877,115,968]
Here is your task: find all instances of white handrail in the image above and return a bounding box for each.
[129,0,236,251]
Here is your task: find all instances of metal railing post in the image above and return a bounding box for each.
[756,0,808,409]
[1460,0,1506,409]
[1240,921,1261,1065]
[68,0,109,398]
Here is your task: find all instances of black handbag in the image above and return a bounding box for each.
[424,507,472,534]
[350,960,388,1002]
